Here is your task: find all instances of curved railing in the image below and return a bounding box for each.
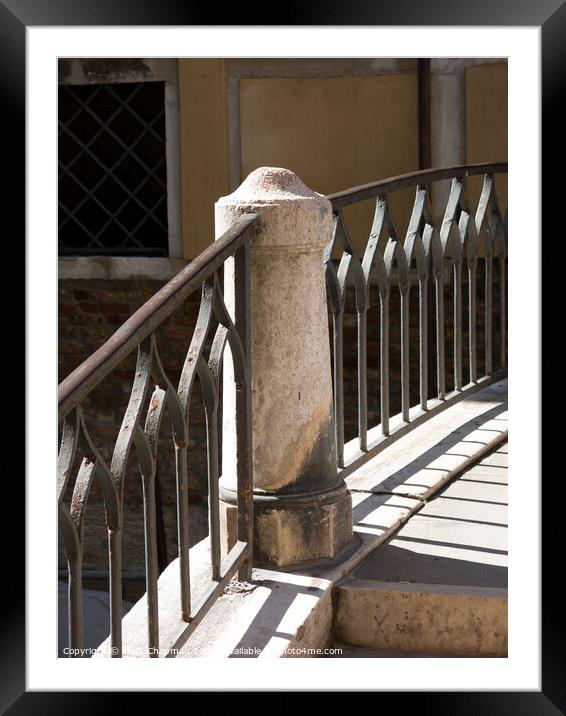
[58,161,508,656]
[324,163,507,475]
[58,212,258,657]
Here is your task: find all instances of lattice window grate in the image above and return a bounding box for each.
[58,82,169,257]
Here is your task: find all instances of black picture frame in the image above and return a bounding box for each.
[12,0,556,708]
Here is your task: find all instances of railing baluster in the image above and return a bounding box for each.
[476,174,496,378]
[329,210,367,462]
[485,255,493,375]
[141,472,159,654]
[380,287,390,435]
[207,401,221,582]
[453,259,463,390]
[59,501,83,653]
[468,262,478,382]
[175,445,191,620]
[435,271,446,399]
[419,275,428,411]
[333,311,345,466]
[400,286,410,422]
[403,185,429,414]
[108,529,123,657]
[234,238,253,582]
[68,553,83,651]
[138,410,159,656]
[358,305,368,451]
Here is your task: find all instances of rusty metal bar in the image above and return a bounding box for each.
[468,263,478,383]
[141,468,159,655]
[206,400,221,582]
[175,445,190,621]
[400,287,410,422]
[65,525,83,652]
[140,387,160,655]
[380,288,390,435]
[357,306,368,452]
[453,259,463,390]
[108,529,122,657]
[325,211,368,466]
[325,165,507,475]
[58,214,258,658]
[234,238,254,582]
[333,312,345,467]
[435,271,446,399]
[485,256,494,375]
[419,276,428,411]
[58,213,259,419]
[328,163,508,209]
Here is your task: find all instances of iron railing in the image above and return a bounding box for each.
[58,161,507,657]
[324,163,508,475]
[58,212,258,657]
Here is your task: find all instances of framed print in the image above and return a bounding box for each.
[12,0,557,708]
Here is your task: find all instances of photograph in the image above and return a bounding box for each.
[55,56,509,662]
[14,9,552,708]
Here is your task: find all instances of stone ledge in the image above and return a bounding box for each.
[334,580,507,657]
[58,257,189,281]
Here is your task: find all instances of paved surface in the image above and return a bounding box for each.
[352,443,508,588]
[331,443,508,657]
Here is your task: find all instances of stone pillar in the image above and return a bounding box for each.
[216,167,352,567]
[430,60,467,221]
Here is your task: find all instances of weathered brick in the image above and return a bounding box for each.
[100,302,131,313]
[78,302,100,313]
[59,338,87,354]
[58,302,78,315]
[160,326,192,340]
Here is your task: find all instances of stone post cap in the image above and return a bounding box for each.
[215,167,332,250]
[217,167,330,208]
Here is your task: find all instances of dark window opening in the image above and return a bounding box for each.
[58,82,169,257]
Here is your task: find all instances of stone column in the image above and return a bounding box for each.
[216,167,352,567]
[430,60,467,221]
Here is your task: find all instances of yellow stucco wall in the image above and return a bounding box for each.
[465,63,508,217]
[239,75,419,255]
[178,59,230,258]
[177,61,506,260]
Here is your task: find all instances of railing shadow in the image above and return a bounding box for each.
[351,400,507,526]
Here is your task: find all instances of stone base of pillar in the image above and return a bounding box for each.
[220,483,353,568]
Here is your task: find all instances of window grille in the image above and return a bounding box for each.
[58,82,169,257]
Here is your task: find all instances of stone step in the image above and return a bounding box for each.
[333,578,507,657]
[332,444,508,657]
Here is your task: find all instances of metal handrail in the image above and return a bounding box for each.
[58,212,258,658]
[58,159,509,657]
[324,163,508,476]
[327,162,508,208]
[58,213,259,419]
